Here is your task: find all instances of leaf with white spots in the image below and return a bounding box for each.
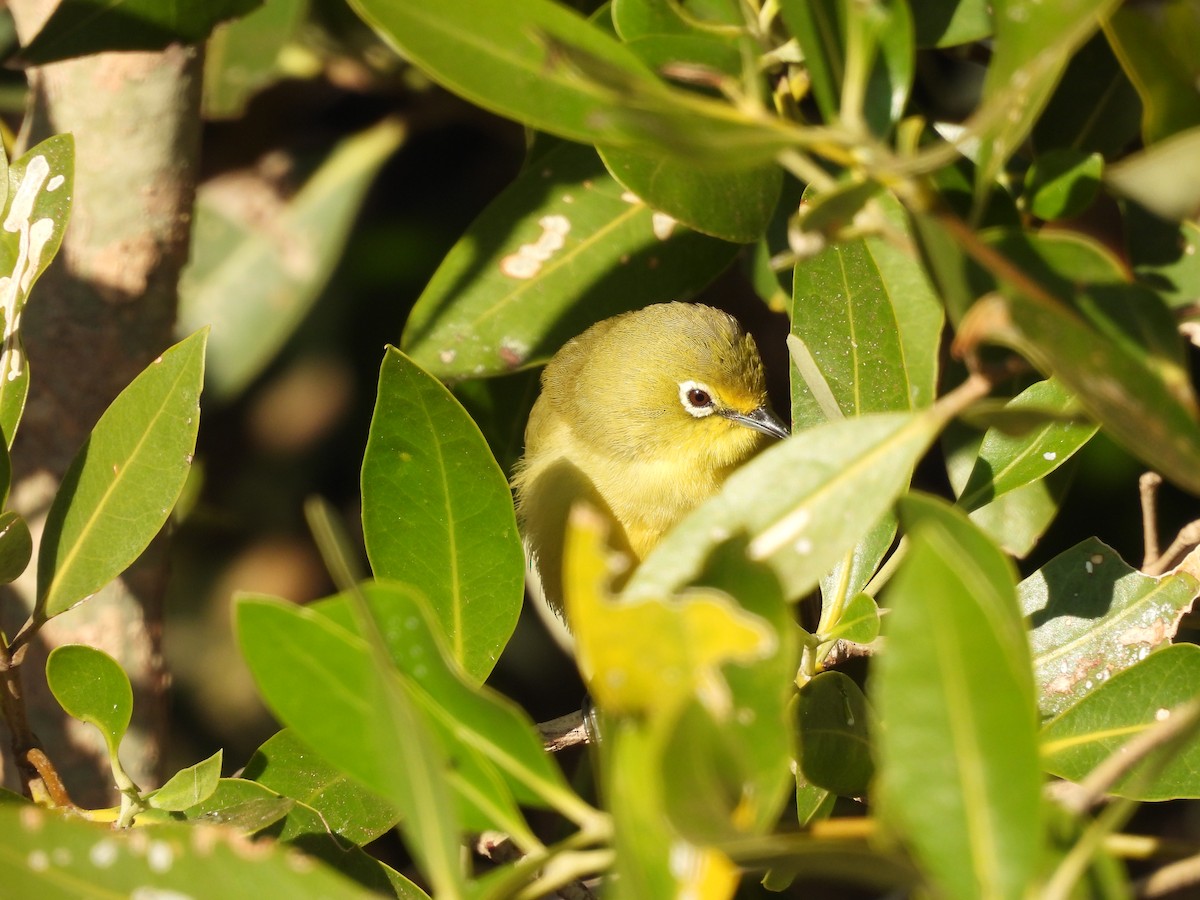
[401,141,738,381]
[36,328,207,619]
[1020,538,1199,718]
[0,135,73,445]
[360,346,524,682]
[956,378,1097,511]
[1040,643,1200,800]
[0,803,383,899]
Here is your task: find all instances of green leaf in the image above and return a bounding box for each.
[348,0,796,167]
[0,510,32,585]
[790,192,943,428]
[1032,33,1142,159]
[16,0,262,65]
[236,593,467,896]
[314,582,579,828]
[821,591,880,644]
[0,135,73,445]
[818,515,895,622]
[612,0,742,39]
[1105,0,1200,143]
[242,729,399,847]
[45,644,133,756]
[1104,125,1200,221]
[911,0,991,47]
[965,471,1071,559]
[598,148,781,243]
[1127,206,1200,309]
[957,379,1098,512]
[973,0,1121,205]
[186,779,427,898]
[566,507,778,720]
[36,329,207,619]
[796,671,873,797]
[147,750,222,811]
[203,0,308,119]
[402,142,739,381]
[0,804,382,899]
[1019,538,1198,718]
[179,119,403,400]
[780,0,914,135]
[629,409,945,602]
[960,231,1200,496]
[1040,644,1200,800]
[874,494,1042,900]
[360,347,523,681]
[1025,149,1103,221]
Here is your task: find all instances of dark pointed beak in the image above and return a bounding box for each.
[723,405,789,440]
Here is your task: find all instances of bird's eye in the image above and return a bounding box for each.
[679,381,717,418]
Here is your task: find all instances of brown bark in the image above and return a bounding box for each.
[0,0,202,806]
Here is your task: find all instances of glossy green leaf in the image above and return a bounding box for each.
[1105,0,1200,143]
[965,471,1070,558]
[1019,538,1198,718]
[818,515,895,623]
[0,135,73,445]
[780,0,914,135]
[179,119,403,400]
[691,541,798,830]
[0,510,32,585]
[360,347,523,681]
[957,379,1098,511]
[821,591,880,644]
[791,191,942,429]
[874,494,1041,900]
[235,594,466,896]
[147,750,222,811]
[0,805,384,900]
[974,0,1120,204]
[242,728,399,847]
[1040,644,1200,800]
[1127,207,1200,309]
[1032,33,1142,159]
[186,779,426,898]
[315,582,578,827]
[203,0,308,119]
[604,716,740,899]
[1025,149,1103,220]
[598,148,781,243]
[45,644,133,756]
[911,0,991,47]
[796,671,872,797]
[959,229,1200,496]
[794,777,834,827]
[629,409,945,602]
[1105,125,1200,221]
[17,0,262,65]
[36,329,207,619]
[402,142,738,380]
[348,0,796,167]
[611,0,742,40]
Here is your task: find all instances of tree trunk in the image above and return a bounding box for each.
[1,0,202,806]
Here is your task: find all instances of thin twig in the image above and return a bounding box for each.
[1135,852,1200,898]
[1140,472,1163,568]
[538,710,589,753]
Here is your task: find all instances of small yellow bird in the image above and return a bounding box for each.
[513,302,788,619]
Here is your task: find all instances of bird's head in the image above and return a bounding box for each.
[555,303,788,469]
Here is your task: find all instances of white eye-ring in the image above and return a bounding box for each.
[679,380,716,418]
